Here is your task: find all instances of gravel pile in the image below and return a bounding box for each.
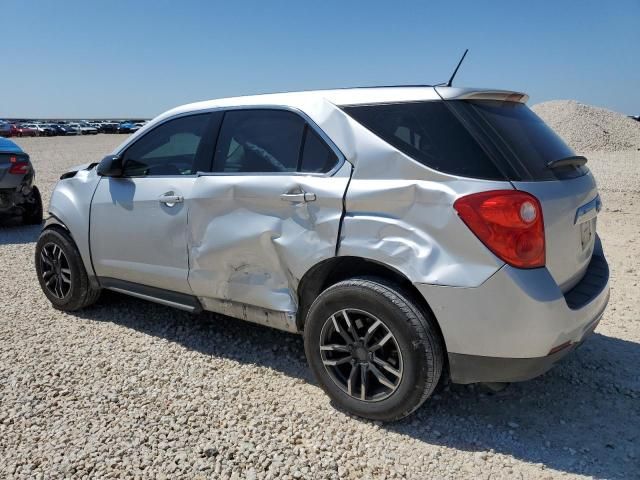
[1,136,639,479]
[532,100,640,153]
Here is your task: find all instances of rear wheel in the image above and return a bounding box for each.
[22,186,43,225]
[304,277,443,421]
[35,228,101,311]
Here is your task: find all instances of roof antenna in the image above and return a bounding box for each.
[445,49,469,87]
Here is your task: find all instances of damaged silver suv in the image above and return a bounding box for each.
[35,87,610,421]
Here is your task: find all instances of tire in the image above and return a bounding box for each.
[304,277,443,421]
[22,186,43,225]
[35,228,101,311]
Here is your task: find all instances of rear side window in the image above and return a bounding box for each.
[342,101,504,180]
[214,110,305,173]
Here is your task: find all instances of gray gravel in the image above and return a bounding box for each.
[532,100,640,152]
[1,135,639,479]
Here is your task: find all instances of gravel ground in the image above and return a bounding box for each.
[1,135,639,479]
[532,100,640,152]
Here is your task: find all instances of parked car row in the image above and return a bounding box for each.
[0,120,148,137]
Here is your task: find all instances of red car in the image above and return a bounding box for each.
[13,124,37,137]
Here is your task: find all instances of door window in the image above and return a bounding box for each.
[300,127,339,173]
[213,110,305,173]
[122,114,213,176]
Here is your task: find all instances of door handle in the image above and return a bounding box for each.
[159,193,184,207]
[280,192,316,203]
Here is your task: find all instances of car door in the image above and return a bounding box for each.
[187,108,351,315]
[90,112,220,294]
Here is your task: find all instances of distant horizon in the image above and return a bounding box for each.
[2,1,638,117]
[1,117,151,122]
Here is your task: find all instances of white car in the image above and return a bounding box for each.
[70,123,98,135]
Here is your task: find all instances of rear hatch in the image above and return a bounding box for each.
[448,99,599,292]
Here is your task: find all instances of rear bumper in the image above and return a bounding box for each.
[447,314,601,383]
[415,236,610,383]
[0,187,29,213]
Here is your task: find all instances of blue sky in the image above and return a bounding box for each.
[2,0,639,118]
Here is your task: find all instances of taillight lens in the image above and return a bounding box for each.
[454,190,545,268]
[8,156,30,175]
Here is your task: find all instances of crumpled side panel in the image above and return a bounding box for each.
[187,163,351,317]
[340,139,512,287]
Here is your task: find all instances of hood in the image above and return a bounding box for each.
[60,162,97,180]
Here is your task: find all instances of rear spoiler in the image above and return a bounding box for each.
[435,87,529,104]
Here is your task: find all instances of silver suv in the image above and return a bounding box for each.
[35,87,610,421]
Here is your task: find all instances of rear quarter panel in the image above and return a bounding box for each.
[339,120,509,287]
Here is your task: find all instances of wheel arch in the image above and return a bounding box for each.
[296,256,448,356]
[41,215,100,289]
[43,214,70,232]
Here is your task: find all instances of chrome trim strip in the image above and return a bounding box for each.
[106,286,198,312]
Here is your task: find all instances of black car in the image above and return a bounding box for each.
[61,125,79,135]
[99,122,119,133]
[0,138,42,224]
[40,125,56,136]
[49,124,67,136]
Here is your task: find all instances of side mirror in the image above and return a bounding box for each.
[97,155,123,177]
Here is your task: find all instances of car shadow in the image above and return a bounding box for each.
[75,291,639,479]
[0,221,41,244]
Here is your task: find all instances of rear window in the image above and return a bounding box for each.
[0,153,28,163]
[0,138,23,154]
[459,100,588,181]
[342,101,504,180]
[343,100,588,182]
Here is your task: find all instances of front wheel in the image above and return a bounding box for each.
[35,228,101,311]
[304,278,444,421]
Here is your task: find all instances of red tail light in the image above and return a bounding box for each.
[8,156,30,175]
[454,190,545,268]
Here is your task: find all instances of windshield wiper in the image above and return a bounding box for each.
[547,155,587,169]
